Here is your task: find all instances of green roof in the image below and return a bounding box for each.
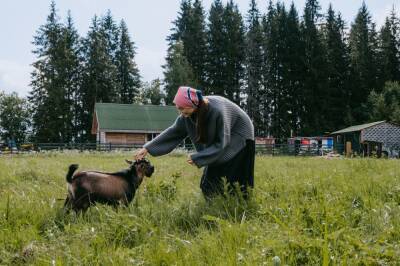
[94,103,178,132]
[330,121,385,135]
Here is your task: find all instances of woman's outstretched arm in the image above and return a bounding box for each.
[142,116,188,157]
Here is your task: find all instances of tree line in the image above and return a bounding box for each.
[163,0,400,139]
[1,0,400,145]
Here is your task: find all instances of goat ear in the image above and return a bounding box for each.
[125,159,133,165]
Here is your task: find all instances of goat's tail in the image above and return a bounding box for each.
[66,164,79,183]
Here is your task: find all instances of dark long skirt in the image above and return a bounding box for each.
[200,139,255,199]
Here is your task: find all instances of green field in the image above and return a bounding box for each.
[0,152,399,265]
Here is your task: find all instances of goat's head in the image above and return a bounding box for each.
[126,158,155,178]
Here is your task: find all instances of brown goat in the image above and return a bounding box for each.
[64,159,154,213]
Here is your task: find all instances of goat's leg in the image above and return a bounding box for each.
[63,195,72,214]
[72,192,91,214]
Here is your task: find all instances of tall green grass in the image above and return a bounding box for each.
[1,151,399,265]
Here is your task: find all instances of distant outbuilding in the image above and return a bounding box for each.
[91,103,178,145]
[330,121,400,157]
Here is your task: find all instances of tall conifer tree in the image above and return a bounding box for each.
[166,0,207,91]
[207,0,226,96]
[378,9,400,86]
[285,3,304,136]
[300,0,328,135]
[323,5,352,130]
[188,0,208,91]
[349,2,380,123]
[80,15,118,140]
[163,41,196,104]
[223,0,245,104]
[245,0,264,136]
[100,10,120,63]
[115,20,141,104]
[29,1,67,142]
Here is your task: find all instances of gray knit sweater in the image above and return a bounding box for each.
[144,96,254,167]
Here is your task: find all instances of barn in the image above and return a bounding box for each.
[91,103,178,145]
[330,121,400,158]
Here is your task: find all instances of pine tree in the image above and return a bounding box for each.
[223,0,245,104]
[300,0,328,135]
[166,0,207,91]
[168,0,192,45]
[263,2,285,139]
[60,11,82,142]
[29,1,66,142]
[260,1,275,137]
[245,0,264,136]
[100,10,120,63]
[115,20,141,104]
[323,5,352,130]
[285,3,305,136]
[263,2,302,139]
[378,9,400,85]
[185,0,208,91]
[163,41,196,105]
[349,2,380,123]
[207,0,226,96]
[80,15,118,141]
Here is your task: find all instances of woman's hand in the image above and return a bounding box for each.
[187,155,194,165]
[135,148,148,160]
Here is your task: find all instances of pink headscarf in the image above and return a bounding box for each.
[173,86,203,108]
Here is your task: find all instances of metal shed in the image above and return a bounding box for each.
[330,121,400,158]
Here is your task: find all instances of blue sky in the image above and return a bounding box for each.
[0,0,398,96]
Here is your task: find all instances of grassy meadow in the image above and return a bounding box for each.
[0,151,400,265]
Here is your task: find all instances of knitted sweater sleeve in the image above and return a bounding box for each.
[144,116,187,156]
[190,113,231,167]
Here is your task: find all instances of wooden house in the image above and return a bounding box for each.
[91,103,178,145]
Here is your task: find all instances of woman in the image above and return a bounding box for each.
[135,86,255,199]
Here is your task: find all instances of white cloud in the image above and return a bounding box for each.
[0,59,32,97]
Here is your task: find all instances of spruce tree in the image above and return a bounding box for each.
[349,2,380,123]
[60,11,82,142]
[185,0,208,91]
[80,15,118,141]
[245,0,264,136]
[207,0,226,96]
[378,10,400,85]
[163,41,196,105]
[100,10,120,63]
[115,20,141,104]
[223,0,245,104]
[300,0,328,135]
[166,0,207,91]
[285,3,305,136]
[168,0,192,45]
[260,1,276,137]
[29,1,66,142]
[263,2,285,139]
[264,2,302,139]
[323,5,352,130]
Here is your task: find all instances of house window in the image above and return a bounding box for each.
[147,133,158,141]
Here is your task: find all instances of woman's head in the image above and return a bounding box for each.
[173,86,208,143]
[173,86,203,117]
